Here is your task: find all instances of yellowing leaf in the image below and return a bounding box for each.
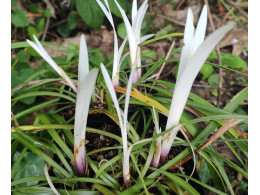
[114,87,169,115]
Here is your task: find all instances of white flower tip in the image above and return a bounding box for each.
[187,8,193,18]
[201,5,208,19]
[26,39,33,45]
[202,4,207,11]
[100,63,105,70]
[80,34,85,41]
[33,34,38,40]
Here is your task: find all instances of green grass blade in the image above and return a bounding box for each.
[12,91,75,103]
[46,140,74,175]
[130,154,149,195]
[11,41,66,49]
[139,33,183,46]
[175,173,227,195]
[140,140,155,178]
[37,113,74,160]
[224,87,248,112]
[12,131,71,178]
[121,179,154,195]
[87,156,120,189]
[206,148,248,179]
[92,184,116,195]
[149,168,200,195]
[12,98,60,121]
[207,146,235,195]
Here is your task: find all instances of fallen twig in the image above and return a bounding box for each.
[169,119,242,170]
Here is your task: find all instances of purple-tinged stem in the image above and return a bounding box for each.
[74,140,86,176]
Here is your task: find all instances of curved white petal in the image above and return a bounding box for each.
[184,22,235,86]
[183,8,195,46]
[78,34,89,90]
[165,22,234,142]
[192,5,207,53]
[27,38,61,75]
[74,68,98,146]
[134,52,142,83]
[132,0,137,24]
[123,59,137,133]
[100,64,123,130]
[132,0,148,29]
[139,34,155,44]
[96,0,114,26]
[134,4,148,41]
[118,49,129,71]
[27,36,77,93]
[33,35,60,71]
[118,38,128,59]
[96,0,119,80]
[176,8,194,85]
[112,38,128,85]
[114,0,137,65]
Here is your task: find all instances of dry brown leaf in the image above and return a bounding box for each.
[152,4,202,26]
[218,25,248,56]
[87,27,114,56]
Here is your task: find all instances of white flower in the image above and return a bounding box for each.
[100,57,138,187]
[26,35,78,93]
[74,35,98,175]
[159,5,234,162]
[96,0,128,87]
[114,0,154,84]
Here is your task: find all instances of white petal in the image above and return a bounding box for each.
[96,0,114,27]
[166,22,234,132]
[112,37,127,86]
[114,0,137,65]
[103,0,110,8]
[117,38,128,72]
[100,64,123,130]
[135,52,142,82]
[132,0,148,29]
[165,83,190,131]
[176,8,194,85]
[183,8,195,46]
[192,5,207,53]
[112,32,119,79]
[118,38,128,59]
[78,34,89,90]
[74,68,98,146]
[96,0,119,80]
[132,0,137,23]
[184,22,235,84]
[27,36,77,93]
[118,51,129,72]
[123,59,137,133]
[27,38,61,75]
[139,34,155,44]
[134,4,148,41]
[33,35,64,75]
